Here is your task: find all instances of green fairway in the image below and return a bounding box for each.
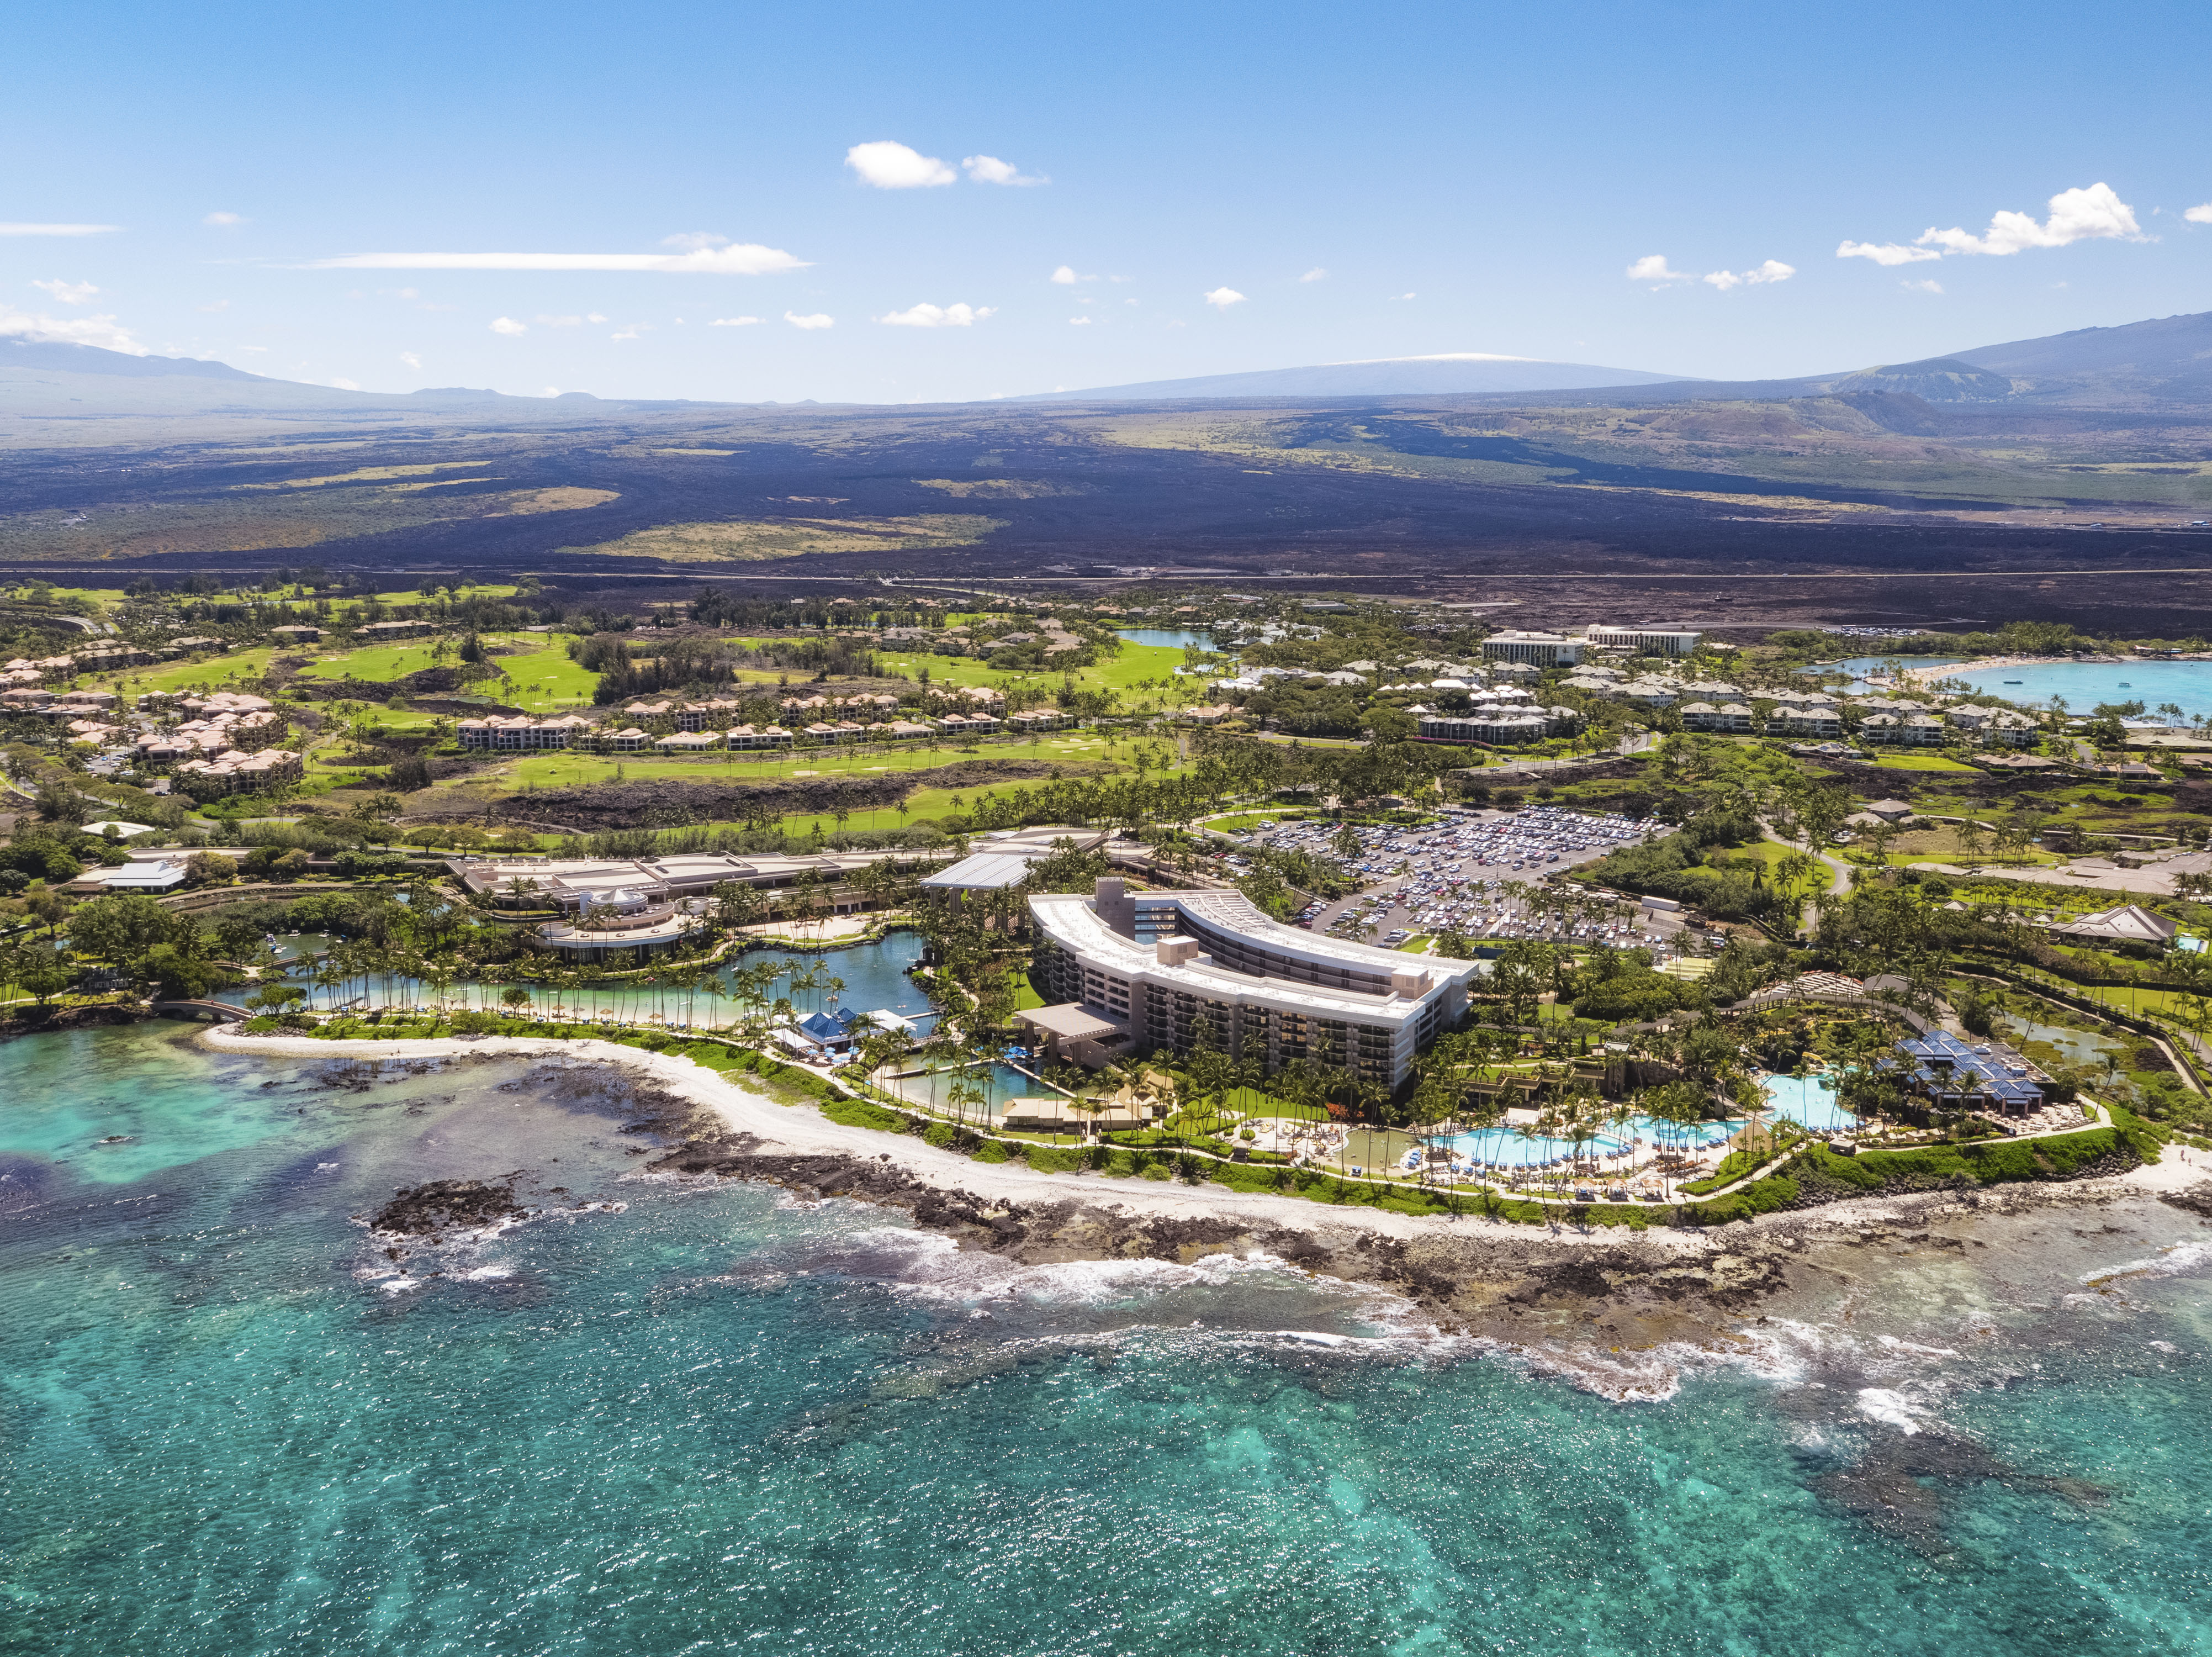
[1870,753,1982,772]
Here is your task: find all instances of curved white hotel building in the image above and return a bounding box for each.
[1026,879,1483,1094]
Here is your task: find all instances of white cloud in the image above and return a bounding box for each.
[610,327,642,341]
[399,351,422,368]
[962,154,1047,186]
[1837,239,1941,266]
[2184,204,2212,225]
[785,310,835,330]
[1902,278,1944,294]
[1300,267,1328,282]
[1626,255,1693,284]
[662,231,729,249]
[331,378,359,390]
[31,279,98,305]
[203,211,244,227]
[541,387,562,397]
[709,315,763,327]
[0,308,146,352]
[1702,260,1795,291]
[845,140,955,189]
[1203,287,1246,309]
[1050,264,1081,284]
[489,316,527,335]
[1395,291,1416,300]
[1069,316,1092,325]
[878,302,995,327]
[198,299,229,313]
[1916,182,2141,255]
[536,313,587,327]
[0,223,120,236]
[311,245,806,274]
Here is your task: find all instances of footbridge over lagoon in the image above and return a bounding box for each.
[150,999,247,1023]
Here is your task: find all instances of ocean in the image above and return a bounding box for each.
[4,1022,2210,1656]
[1822,656,2212,719]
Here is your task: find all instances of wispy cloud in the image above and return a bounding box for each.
[785,311,834,330]
[1702,260,1795,290]
[1631,255,1792,289]
[399,351,422,368]
[1901,278,1944,294]
[1843,182,2145,265]
[879,302,995,327]
[846,140,956,189]
[1203,287,1246,309]
[0,223,120,237]
[1068,316,1092,326]
[489,316,527,335]
[30,279,98,305]
[198,299,229,313]
[203,211,244,227]
[532,313,607,328]
[1300,267,1328,282]
[0,308,146,352]
[311,245,806,274]
[709,315,763,327]
[1394,291,1416,300]
[963,154,1047,186]
[1626,255,1694,284]
[1837,240,1941,266]
[661,231,729,249]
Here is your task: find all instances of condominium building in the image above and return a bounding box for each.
[1479,630,1585,668]
[1582,625,1705,657]
[1027,878,1483,1094]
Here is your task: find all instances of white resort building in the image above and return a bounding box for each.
[1026,878,1483,1094]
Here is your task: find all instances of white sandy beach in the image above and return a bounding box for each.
[199,1027,1725,1251]
[198,1027,2202,1246]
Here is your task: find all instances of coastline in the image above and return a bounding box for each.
[1897,651,2130,684]
[198,1026,2212,1374]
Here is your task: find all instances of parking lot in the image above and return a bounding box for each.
[1221,805,1700,959]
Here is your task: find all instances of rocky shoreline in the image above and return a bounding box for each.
[199,1027,2212,1364]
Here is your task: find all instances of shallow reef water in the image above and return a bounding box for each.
[2,1023,2209,1656]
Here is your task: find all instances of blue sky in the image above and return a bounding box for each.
[6,0,2209,404]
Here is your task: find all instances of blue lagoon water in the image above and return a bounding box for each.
[1117,627,1213,651]
[5,1022,2212,1656]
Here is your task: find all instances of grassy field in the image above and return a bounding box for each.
[1870,753,1983,773]
[293,642,450,682]
[115,647,283,696]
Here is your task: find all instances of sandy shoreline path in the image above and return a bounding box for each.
[199,1027,2212,1381]
[199,1026,1701,1250]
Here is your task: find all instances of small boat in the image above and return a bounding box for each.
[2003,679,2022,684]
[2119,682,2131,687]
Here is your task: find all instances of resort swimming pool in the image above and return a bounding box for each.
[883,1062,1059,1121]
[1437,1073,1855,1170]
[1759,1072,1857,1132]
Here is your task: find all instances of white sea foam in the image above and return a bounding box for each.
[1855,1387,1924,1433]
[457,1265,514,1282]
[2081,1239,2212,1288]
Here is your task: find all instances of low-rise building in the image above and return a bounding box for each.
[173,748,304,799]
[1581,625,1703,657]
[1480,630,1585,668]
[457,714,594,750]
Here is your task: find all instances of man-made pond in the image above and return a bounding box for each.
[1118,627,1214,651]
[2002,1014,2121,1070]
[233,932,943,1032]
[1759,1072,1856,1132]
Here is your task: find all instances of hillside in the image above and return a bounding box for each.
[1026,354,1694,402]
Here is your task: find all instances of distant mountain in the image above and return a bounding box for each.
[1024,353,1695,402]
[1949,311,2212,403]
[1,337,273,381]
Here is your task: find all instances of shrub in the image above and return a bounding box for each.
[822,1096,907,1133]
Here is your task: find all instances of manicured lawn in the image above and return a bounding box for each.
[295,642,449,682]
[1871,753,1982,772]
[116,647,282,696]
[481,728,1142,792]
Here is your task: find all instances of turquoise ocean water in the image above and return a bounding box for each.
[4,1022,2211,1656]
[1822,657,2212,717]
